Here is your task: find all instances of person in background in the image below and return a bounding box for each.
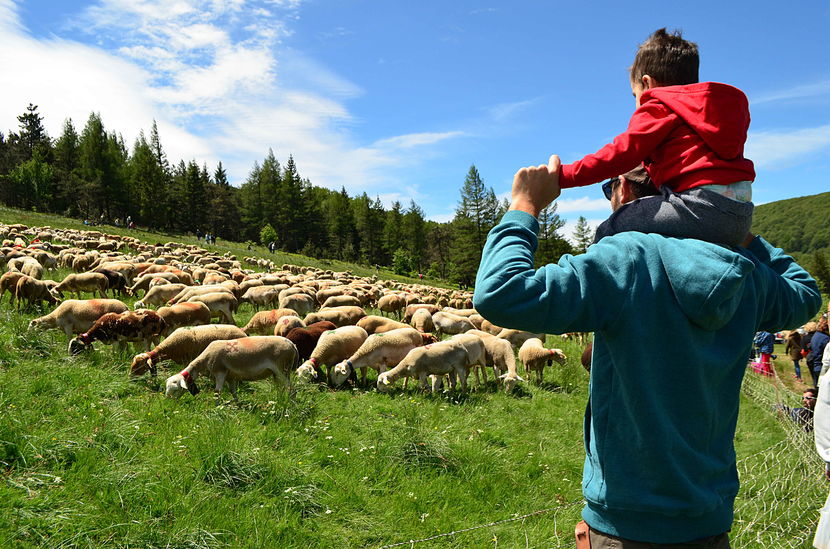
[775,387,817,432]
[754,330,775,376]
[786,329,804,382]
[808,318,830,387]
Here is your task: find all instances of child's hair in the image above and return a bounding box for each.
[630,28,699,87]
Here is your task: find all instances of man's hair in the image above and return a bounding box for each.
[805,388,818,398]
[622,165,659,199]
[630,28,699,86]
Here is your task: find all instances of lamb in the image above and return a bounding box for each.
[518,338,567,384]
[303,306,366,328]
[29,298,129,337]
[432,311,476,336]
[14,276,60,310]
[134,283,188,309]
[50,272,109,299]
[377,334,487,393]
[377,293,406,319]
[130,324,246,376]
[187,292,237,324]
[241,308,299,335]
[68,309,166,355]
[465,329,523,392]
[357,315,410,334]
[295,325,368,383]
[330,327,437,387]
[320,294,361,309]
[279,293,316,317]
[155,302,212,336]
[409,308,435,333]
[164,336,298,403]
[496,329,546,350]
[284,321,337,363]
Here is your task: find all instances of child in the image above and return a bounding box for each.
[558,28,755,246]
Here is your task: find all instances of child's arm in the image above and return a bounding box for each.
[559,101,681,189]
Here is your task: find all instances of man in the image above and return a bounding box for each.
[775,387,817,431]
[808,318,830,387]
[473,156,821,547]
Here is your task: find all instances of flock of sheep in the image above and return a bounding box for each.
[1,222,573,404]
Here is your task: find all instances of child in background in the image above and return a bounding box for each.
[557,28,755,246]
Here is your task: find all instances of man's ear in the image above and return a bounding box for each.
[642,75,656,90]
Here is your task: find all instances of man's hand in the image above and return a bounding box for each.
[509,155,561,218]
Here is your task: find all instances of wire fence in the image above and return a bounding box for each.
[377,367,823,549]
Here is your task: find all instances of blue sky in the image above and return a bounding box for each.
[1,0,828,238]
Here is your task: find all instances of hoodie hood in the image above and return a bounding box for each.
[655,237,756,331]
[644,82,750,160]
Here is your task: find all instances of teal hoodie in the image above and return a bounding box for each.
[473,210,821,543]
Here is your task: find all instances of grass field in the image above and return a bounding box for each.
[0,208,826,548]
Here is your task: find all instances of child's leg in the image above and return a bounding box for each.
[594,187,753,246]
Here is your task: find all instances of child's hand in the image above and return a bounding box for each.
[509,155,561,218]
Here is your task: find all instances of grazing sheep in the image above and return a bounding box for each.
[357,315,410,334]
[285,321,338,363]
[29,298,129,337]
[94,268,129,296]
[432,311,476,336]
[377,334,487,393]
[377,294,406,319]
[295,325,368,383]
[320,294,361,309]
[274,315,306,337]
[279,293,316,317]
[50,272,109,299]
[330,327,436,387]
[167,284,233,305]
[409,308,435,333]
[441,307,478,317]
[403,304,440,323]
[11,257,44,279]
[241,308,299,335]
[303,306,366,328]
[164,336,298,403]
[0,271,28,305]
[14,276,60,310]
[465,329,523,392]
[155,302,212,336]
[187,292,237,325]
[518,338,567,383]
[239,285,281,311]
[69,310,166,355]
[134,283,188,309]
[496,329,546,350]
[130,324,246,376]
[126,271,184,296]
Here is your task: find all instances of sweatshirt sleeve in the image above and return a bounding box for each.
[745,236,822,331]
[472,210,630,334]
[816,370,830,463]
[560,101,680,189]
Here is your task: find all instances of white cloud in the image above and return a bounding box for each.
[428,213,454,223]
[746,125,830,169]
[373,131,464,150]
[752,80,830,105]
[556,196,610,213]
[486,98,538,122]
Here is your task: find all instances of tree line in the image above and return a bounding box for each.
[0,104,578,283]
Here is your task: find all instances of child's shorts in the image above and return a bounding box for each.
[593,186,754,247]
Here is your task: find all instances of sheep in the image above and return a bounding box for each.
[409,308,435,333]
[69,310,166,355]
[134,283,188,309]
[155,302,212,336]
[377,334,487,393]
[480,319,503,336]
[187,292,237,325]
[330,327,437,387]
[279,293,316,317]
[518,338,567,384]
[295,325,368,383]
[303,306,366,328]
[14,276,60,310]
[164,336,298,404]
[29,298,129,337]
[167,284,233,305]
[50,272,109,299]
[377,293,406,319]
[284,321,337,363]
[441,307,479,317]
[403,303,440,323]
[126,271,184,296]
[0,271,27,305]
[432,311,476,336]
[93,268,129,296]
[320,294,361,309]
[465,329,523,392]
[496,329,546,350]
[9,256,44,279]
[239,285,281,311]
[241,308,299,335]
[130,324,246,377]
[357,315,410,334]
[274,315,306,337]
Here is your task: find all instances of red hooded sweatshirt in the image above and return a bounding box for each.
[559,82,756,192]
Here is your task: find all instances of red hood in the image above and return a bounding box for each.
[643,82,750,160]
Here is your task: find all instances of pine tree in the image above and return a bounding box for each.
[384,201,405,260]
[15,103,51,162]
[324,187,357,260]
[208,162,241,240]
[452,165,498,284]
[572,216,594,254]
[402,200,427,271]
[52,119,81,214]
[537,202,571,265]
[812,251,830,294]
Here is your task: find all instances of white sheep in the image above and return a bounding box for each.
[28,298,129,338]
[164,336,298,403]
[357,315,410,334]
[465,330,523,392]
[167,284,233,305]
[409,308,435,333]
[155,301,212,336]
[274,315,306,337]
[377,334,487,393]
[130,324,246,376]
[134,283,187,309]
[50,272,109,299]
[303,306,366,328]
[320,294,361,309]
[518,338,567,384]
[496,329,546,350]
[330,327,436,386]
[278,292,316,317]
[295,325,368,383]
[14,276,59,310]
[241,308,299,335]
[377,293,406,319]
[239,285,281,311]
[432,311,476,336]
[187,292,237,325]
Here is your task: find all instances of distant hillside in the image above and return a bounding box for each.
[752,191,830,259]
